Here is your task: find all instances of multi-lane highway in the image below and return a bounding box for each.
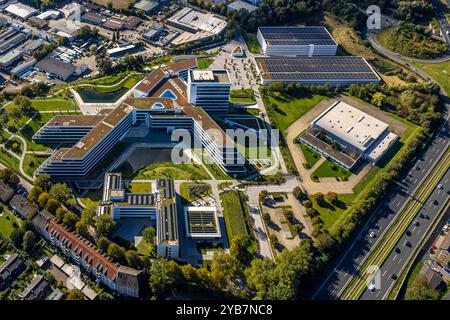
[312,114,449,300]
[361,168,450,300]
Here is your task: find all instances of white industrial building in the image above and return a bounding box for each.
[299,101,399,169]
[257,26,338,57]
[5,3,38,20]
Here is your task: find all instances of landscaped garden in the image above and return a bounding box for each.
[230,88,256,104]
[197,58,214,70]
[132,162,211,180]
[311,160,352,182]
[243,32,260,54]
[299,143,321,169]
[0,210,18,238]
[220,190,251,242]
[180,182,212,204]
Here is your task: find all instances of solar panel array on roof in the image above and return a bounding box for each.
[188,211,218,234]
[257,57,380,82]
[127,194,155,205]
[259,26,336,46]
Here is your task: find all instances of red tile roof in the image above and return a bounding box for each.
[46,219,120,280]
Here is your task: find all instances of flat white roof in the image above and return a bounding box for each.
[168,7,227,35]
[189,69,230,83]
[312,101,389,152]
[367,132,398,162]
[5,3,38,19]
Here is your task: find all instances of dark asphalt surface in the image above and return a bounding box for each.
[361,168,450,300]
[312,115,449,300]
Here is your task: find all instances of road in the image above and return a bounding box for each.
[361,168,450,300]
[312,114,449,300]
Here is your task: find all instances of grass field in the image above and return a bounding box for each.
[243,32,260,54]
[410,60,450,95]
[220,190,249,242]
[31,98,78,111]
[20,112,71,152]
[263,91,329,131]
[311,160,352,182]
[300,143,321,169]
[0,148,20,171]
[79,190,102,209]
[128,182,152,194]
[133,162,211,180]
[197,58,214,70]
[313,194,355,231]
[23,153,48,177]
[0,211,17,238]
[230,88,256,104]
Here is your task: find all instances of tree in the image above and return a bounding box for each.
[107,243,126,263]
[7,105,21,123]
[405,275,439,300]
[96,214,116,237]
[63,211,79,228]
[10,228,25,248]
[259,190,269,203]
[293,186,307,201]
[230,235,253,267]
[0,114,9,129]
[245,258,276,299]
[314,192,325,206]
[81,206,96,225]
[149,259,182,295]
[49,183,72,204]
[0,168,20,188]
[142,226,156,244]
[125,250,141,269]
[55,207,67,221]
[269,234,279,246]
[75,220,88,237]
[13,95,32,112]
[37,192,50,208]
[22,230,37,252]
[263,212,271,224]
[97,236,110,252]
[34,174,52,191]
[45,198,60,214]
[210,250,240,292]
[371,92,386,107]
[325,191,338,205]
[301,199,313,208]
[28,186,43,204]
[66,289,85,300]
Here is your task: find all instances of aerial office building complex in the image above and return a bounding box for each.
[34,59,245,179]
[257,26,338,56]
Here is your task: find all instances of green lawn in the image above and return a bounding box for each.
[311,160,352,182]
[410,60,450,95]
[4,137,23,156]
[313,194,355,231]
[128,182,152,194]
[137,239,153,256]
[243,32,260,54]
[180,182,212,205]
[31,98,79,111]
[79,190,102,209]
[220,190,249,242]
[23,153,48,177]
[197,58,214,70]
[299,143,321,169]
[133,162,211,180]
[20,112,72,152]
[0,148,20,171]
[0,211,18,238]
[263,91,329,131]
[230,88,256,104]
